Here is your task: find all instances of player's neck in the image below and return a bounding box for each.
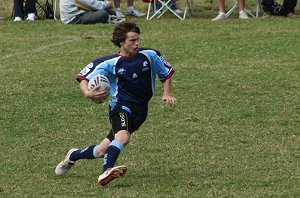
[119,50,137,58]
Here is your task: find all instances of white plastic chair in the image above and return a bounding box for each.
[225,0,262,18]
[146,0,193,20]
[53,0,59,20]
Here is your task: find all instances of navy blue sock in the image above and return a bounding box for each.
[102,140,124,172]
[70,145,98,161]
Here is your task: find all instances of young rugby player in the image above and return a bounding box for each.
[55,21,176,186]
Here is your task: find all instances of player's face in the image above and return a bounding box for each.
[120,32,140,57]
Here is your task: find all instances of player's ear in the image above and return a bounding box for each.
[120,40,125,47]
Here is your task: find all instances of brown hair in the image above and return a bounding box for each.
[111,22,141,48]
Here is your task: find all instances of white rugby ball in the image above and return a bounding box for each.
[88,74,110,92]
[88,74,110,103]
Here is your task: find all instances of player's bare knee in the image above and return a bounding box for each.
[115,130,130,145]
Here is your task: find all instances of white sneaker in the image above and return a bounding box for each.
[239,11,249,19]
[126,8,146,17]
[115,8,125,18]
[14,17,23,22]
[55,148,78,176]
[112,17,126,24]
[212,12,226,21]
[98,165,127,186]
[26,13,36,21]
[108,15,126,24]
[174,9,183,14]
[170,4,183,14]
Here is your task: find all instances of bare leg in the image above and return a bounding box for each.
[238,0,245,11]
[96,138,112,158]
[113,0,121,9]
[127,0,134,7]
[217,0,226,13]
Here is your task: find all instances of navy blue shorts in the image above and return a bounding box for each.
[106,101,148,141]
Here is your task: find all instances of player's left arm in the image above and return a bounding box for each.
[162,77,177,105]
[149,49,176,105]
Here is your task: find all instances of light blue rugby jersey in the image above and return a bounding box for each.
[76,48,175,105]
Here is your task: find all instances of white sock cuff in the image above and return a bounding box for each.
[111,140,124,150]
[93,145,99,158]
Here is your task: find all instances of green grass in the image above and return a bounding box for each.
[1,1,300,197]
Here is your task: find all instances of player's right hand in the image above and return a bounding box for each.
[86,85,109,101]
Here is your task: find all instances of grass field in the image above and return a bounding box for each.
[1,0,300,197]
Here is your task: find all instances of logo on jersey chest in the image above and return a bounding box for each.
[132,73,138,78]
[117,68,126,75]
[142,61,149,71]
[117,60,149,80]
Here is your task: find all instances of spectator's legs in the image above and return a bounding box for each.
[126,0,134,7]
[24,0,36,15]
[114,0,121,9]
[125,0,145,17]
[113,0,125,18]
[24,0,36,21]
[261,0,274,12]
[237,0,245,11]
[282,0,298,15]
[71,10,109,24]
[238,0,248,19]
[14,0,24,18]
[216,0,226,13]
[112,0,144,17]
[212,0,226,21]
[261,0,274,18]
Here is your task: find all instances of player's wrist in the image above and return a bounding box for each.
[83,90,92,98]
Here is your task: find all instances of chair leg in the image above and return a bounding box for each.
[36,0,47,19]
[225,4,238,17]
[147,0,193,20]
[186,0,194,16]
[256,0,263,17]
[147,0,166,20]
[54,0,58,20]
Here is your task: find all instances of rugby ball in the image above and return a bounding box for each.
[88,74,110,92]
[88,74,110,103]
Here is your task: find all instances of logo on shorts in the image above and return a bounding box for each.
[119,112,126,127]
[132,73,138,78]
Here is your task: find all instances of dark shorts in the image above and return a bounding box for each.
[106,101,148,141]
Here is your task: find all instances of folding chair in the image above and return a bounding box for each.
[36,0,54,19]
[146,0,193,20]
[225,0,263,18]
[53,0,59,20]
